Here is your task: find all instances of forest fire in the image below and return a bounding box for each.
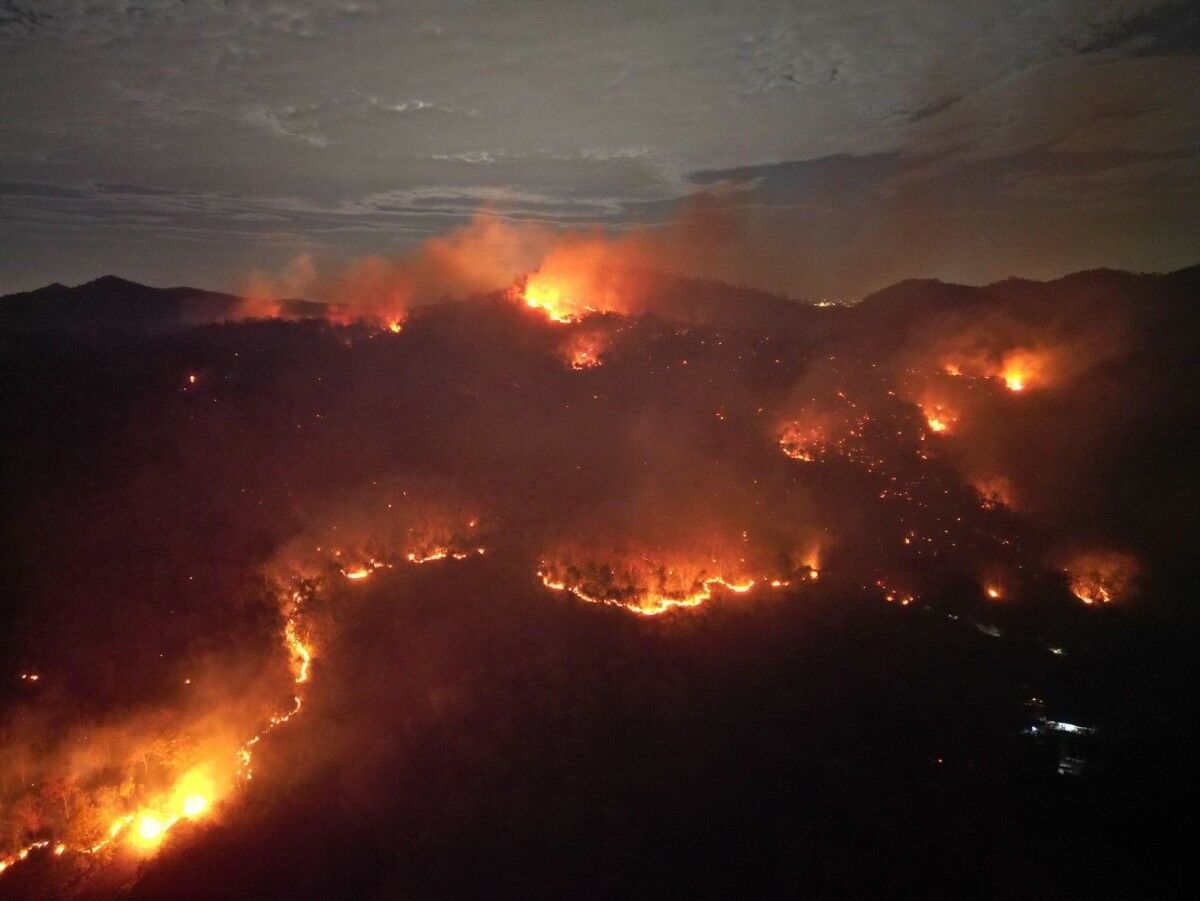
[519,273,581,323]
[936,348,1053,394]
[0,230,1189,897]
[537,545,818,616]
[920,399,957,434]
[1065,551,1138,605]
[560,331,609,370]
[539,568,764,616]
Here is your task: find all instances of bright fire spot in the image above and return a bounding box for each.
[343,566,372,580]
[986,585,1002,600]
[285,617,313,684]
[1065,551,1137,605]
[778,423,826,462]
[187,373,197,385]
[876,579,915,606]
[999,349,1050,392]
[521,275,578,323]
[387,319,403,333]
[182,795,208,818]
[571,349,599,369]
[920,399,957,434]
[132,813,170,849]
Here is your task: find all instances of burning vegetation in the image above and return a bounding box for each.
[0,222,1196,896]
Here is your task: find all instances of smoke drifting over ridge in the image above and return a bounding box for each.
[0,227,1197,894]
[238,200,751,324]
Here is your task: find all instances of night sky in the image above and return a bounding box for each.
[1,0,1197,298]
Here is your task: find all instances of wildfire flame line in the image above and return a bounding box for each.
[537,569,815,616]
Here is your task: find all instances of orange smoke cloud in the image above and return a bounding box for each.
[238,197,743,327]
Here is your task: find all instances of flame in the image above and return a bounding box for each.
[778,423,827,462]
[918,397,958,434]
[540,570,775,616]
[1065,551,1137,605]
[285,617,313,684]
[131,813,171,850]
[561,331,609,370]
[521,274,580,323]
[938,347,1054,392]
[537,545,814,616]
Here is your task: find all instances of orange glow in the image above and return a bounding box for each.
[285,618,312,684]
[1000,349,1051,392]
[1065,551,1137,605]
[133,813,170,848]
[540,570,769,616]
[778,422,826,462]
[919,398,958,435]
[986,585,1002,600]
[937,347,1055,392]
[973,477,1015,510]
[521,274,580,322]
[537,545,811,616]
[561,331,609,370]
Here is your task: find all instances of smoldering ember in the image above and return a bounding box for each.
[2,3,1199,899]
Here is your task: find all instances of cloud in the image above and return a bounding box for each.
[1078,1,1200,56]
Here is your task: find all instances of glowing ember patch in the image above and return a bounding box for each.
[778,423,826,461]
[1065,551,1137,605]
[973,477,1015,510]
[387,319,403,333]
[986,585,1002,599]
[919,399,957,434]
[343,567,372,580]
[571,349,599,369]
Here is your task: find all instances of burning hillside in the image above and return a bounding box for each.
[0,242,1197,896]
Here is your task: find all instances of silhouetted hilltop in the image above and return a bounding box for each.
[0,276,323,339]
[2,264,1196,346]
